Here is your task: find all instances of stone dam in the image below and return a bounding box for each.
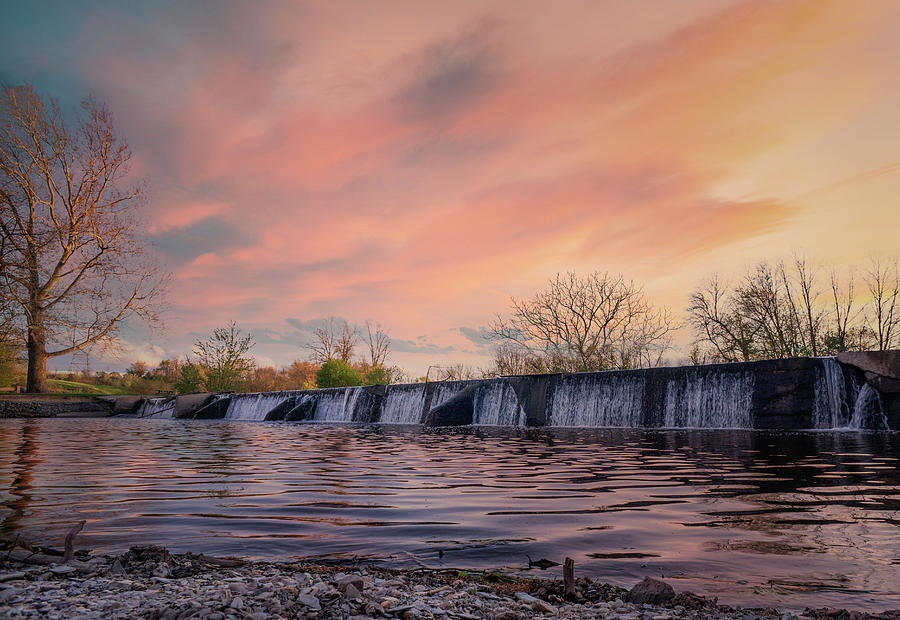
[133,351,900,430]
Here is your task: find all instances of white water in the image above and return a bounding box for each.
[225,392,296,421]
[136,397,175,418]
[849,383,888,430]
[549,374,644,427]
[473,381,525,426]
[663,372,754,428]
[313,387,363,422]
[380,385,426,424]
[813,358,851,428]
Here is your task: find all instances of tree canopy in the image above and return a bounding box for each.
[0,85,166,392]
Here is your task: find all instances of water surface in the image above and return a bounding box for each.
[1,419,898,611]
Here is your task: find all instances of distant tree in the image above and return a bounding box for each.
[364,321,391,367]
[126,360,149,377]
[688,257,891,361]
[315,358,363,388]
[284,360,318,389]
[0,85,167,392]
[364,365,389,385]
[193,322,255,392]
[863,256,900,351]
[174,361,205,394]
[490,341,546,376]
[431,363,481,381]
[489,271,675,372]
[385,365,409,384]
[687,274,760,362]
[154,358,181,383]
[308,317,358,364]
[245,366,282,393]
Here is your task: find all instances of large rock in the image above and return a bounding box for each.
[837,350,900,393]
[625,576,675,605]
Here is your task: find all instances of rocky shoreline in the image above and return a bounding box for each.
[1,546,898,620]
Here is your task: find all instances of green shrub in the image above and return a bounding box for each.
[316,359,364,388]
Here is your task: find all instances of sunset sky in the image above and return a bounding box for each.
[2,0,899,375]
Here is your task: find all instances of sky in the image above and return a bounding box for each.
[2,0,899,375]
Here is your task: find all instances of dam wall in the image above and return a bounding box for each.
[134,353,900,430]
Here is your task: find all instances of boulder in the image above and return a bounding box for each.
[625,577,675,605]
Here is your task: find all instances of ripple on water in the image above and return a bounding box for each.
[0,419,898,612]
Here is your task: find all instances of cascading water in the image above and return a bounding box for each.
[225,392,298,421]
[137,397,175,418]
[313,387,362,422]
[379,385,426,424]
[663,371,754,428]
[473,381,524,426]
[548,373,644,427]
[849,383,888,430]
[813,358,851,428]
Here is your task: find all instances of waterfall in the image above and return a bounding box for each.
[813,358,851,428]
[224,392,298,421]
[380,384,426,424]
[429,382,470,411]
[137,397,175,418]
[848,383,888,430]
[473,381,524,426]
[548,373,644,427]
[313,387,363,422]
[663,371,754,428]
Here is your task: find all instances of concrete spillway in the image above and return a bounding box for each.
[137,353,900,430]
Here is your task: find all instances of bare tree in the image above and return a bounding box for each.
[863,256,900,351]
[308,317,357,363]
[308,317,337,363]
[687,274,759,362]
[489,271,675,372]
[689,257,889,361]
[0,85,166,392]
[335,320,357,363]
[364,320,391,368]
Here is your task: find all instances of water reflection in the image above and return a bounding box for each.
[0,419,898,611]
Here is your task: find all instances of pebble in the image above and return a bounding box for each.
[0,547,890,620]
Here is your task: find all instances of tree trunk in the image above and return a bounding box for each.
[26,323,49,393]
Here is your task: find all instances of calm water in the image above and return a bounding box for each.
[1,419,898,611]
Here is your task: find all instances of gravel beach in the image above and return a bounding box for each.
[1,546,898,620]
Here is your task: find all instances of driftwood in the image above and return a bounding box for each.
[563,557,575,598]
[63,521,85,563]
[4,549,59,565]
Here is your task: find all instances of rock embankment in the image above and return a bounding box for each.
[0,397,113,418]
[2,546,899,620]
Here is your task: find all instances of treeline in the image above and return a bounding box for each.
[687,256,899,363]
[485,256,899,374]
[3,257,898,393]
[42,319,407,395]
